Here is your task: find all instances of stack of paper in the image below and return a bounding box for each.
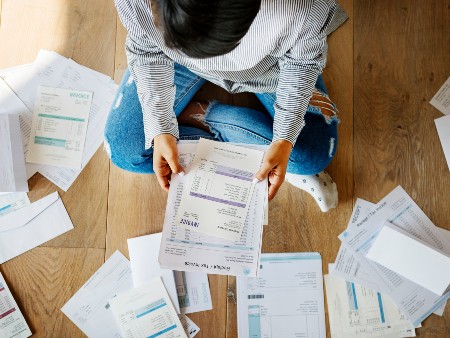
[237,253,326,338]
[175,138,264,241]
[0,49,118,191]
[62,250,200,338]
[430,76,450,170]
[327,187,450,337]
[159,140,267,277]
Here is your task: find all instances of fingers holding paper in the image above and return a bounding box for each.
[153,134,185,191]
[255,139,292,201]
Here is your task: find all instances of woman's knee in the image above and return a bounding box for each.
[288,114,338,175]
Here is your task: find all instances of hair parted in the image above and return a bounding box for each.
[152,0,262,59]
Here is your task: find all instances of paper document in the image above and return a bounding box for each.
[175,138,264,241]
[128,233,180,313]
[0,191,73,263]
[0,114,28,192]
[367,222,450,296]
[435,115,450,171]
[0,77,29,115]
[109,278,187,338]
[26,86,92,169]
[237,253,326,338]
[62,251,134,338]
[0,193,30,216]
[159,142,265,277]
[0,272,32,338]
[324,273,416,338]
[179,315,200,337]
[1,50,118,191]
[174,271,212,314]
[337,187,450,326]
[430,76,450,115]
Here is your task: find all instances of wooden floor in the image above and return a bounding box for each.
[0,0,449,337]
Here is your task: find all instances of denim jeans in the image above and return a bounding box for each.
[104,64,338,175]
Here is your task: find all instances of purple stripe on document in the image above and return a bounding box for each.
[216,165,253,182]
[190,192,246,208]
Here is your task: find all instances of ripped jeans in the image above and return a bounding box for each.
[104,64,338,175]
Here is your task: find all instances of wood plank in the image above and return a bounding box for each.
[354,0,450,335]
[0,0,116,249]
[0,247,105,338]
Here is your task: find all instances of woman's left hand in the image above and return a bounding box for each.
[254,139,293,200]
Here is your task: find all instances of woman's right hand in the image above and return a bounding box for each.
[153,134,184,191]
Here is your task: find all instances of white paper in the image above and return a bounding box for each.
[179,315,200,338]
[0,114,28,192]
[159,142,266,277]
[0,192,73,263]
[128,233,180,313]
[435,115,450,171]
[237,253,326,338]
[109,278,187,338]
[0,272,32,338]
[0,78,29,115]
[1,50,118,191]
[324,273,416,338]
[337,187,450,326]
[430,76,450,115]
[0,192,30,216]
[175,138,264,241]
[174,271,212,314]
[61,251,134,338]
[26,86,92,169]
[367,222,450,296]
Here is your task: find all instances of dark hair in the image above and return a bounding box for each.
[152,0,261,58]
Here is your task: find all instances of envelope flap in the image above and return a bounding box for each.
[0,191,59,232]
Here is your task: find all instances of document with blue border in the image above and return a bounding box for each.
[237,253,326,338]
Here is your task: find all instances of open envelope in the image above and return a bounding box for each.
[0,191,73,263]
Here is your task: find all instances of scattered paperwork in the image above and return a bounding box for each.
[109,277,187,338]
[159,142,266,277]
[0,49,118,191]
[26,86,92,169]
[0,272,32,338]
[175,138,264,241]
[331,188,450,329]
[0,191,73,263]
[61,251,134,338]
[237,253,326,338]
[0,114,28,192]
[324,273,416,338]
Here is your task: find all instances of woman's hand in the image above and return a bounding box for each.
[153,134,184,191]
[254,139,293,200]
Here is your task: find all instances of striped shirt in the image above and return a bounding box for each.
[115,0,347,149]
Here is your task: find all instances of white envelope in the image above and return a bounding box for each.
[0,191,73,263]
[367,222,450,296]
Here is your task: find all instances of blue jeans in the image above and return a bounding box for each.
[104,64,338,175]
